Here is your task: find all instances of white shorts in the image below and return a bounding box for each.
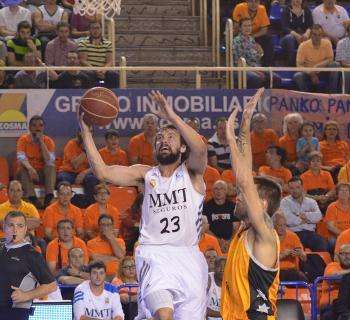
[135,244,208,320]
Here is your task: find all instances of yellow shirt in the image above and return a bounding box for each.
[0,200,40,237]
[296,38,333,68]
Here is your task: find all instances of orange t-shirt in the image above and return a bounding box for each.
[42,201,84,238]
[199,233,223,256]
[320,262,343,307]
[335,229,350,255]
[112,277,138,296]
[320,140,350,167]
[251,129,279,168]
[16,134,55,171]
[300,170,335,192]
[279,134,297,163]
[279,229,304,270]
[85,202,121,233]
[99,147,128,166]
[258,165,292,185]
[127,133,155,166]
[325,201,350,233]
[221,169,236,186]
[338,161,350,183]
[87,236,125,276]
[59,139,89,173]
[232,2,270,34]
[204,165,221,200]
[46,236,89,268]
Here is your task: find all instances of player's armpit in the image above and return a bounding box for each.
[102,164,151,187]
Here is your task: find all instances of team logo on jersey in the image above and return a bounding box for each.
[150,179,157,188]
[105,297,109,304]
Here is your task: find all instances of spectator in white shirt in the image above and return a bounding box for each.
[0,0,31,39]
[312,0,350,45]
[336,24,350,92]
[280,176,328,252]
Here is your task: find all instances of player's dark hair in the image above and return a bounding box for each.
[4,211,27,224]
[254,176,282,217]
[29,115,44,126]
[88,260,106,273]
[104,129,119,140]
[57,219,74,230]
[98,214,114,225]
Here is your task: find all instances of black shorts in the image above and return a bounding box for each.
[0,307,30,320]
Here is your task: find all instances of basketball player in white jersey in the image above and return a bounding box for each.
[207,257,226,320]
[78,91,208,320]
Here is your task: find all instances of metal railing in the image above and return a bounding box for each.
[199,0,208,46]
[105,17,116,67]
[212,0,220,66]
[225,19,234,89]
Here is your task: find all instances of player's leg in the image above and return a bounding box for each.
[144,289,174,320]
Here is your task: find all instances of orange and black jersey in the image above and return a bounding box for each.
[221,226,280,320]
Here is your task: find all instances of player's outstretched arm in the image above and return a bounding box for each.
[149,90,207,175]
[78,112,150,187]
[227,88,272,240]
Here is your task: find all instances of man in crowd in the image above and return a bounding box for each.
[0,180,40,238]
[57,247,90,285]
[199,215,222,256]
[336,24,350,92]
[45,22,78,66]
[87,214,125,281]
[43,182,84,240]
[294,24,340,92]
[16,115,55,208]
[46,219,88,276]
[73,261,124,320]
[312,0,349,45]
[127,113,158,166]
[203,180,238,241]
[208,118,231,173]
[280,176,328,251]
[78,21,118,88]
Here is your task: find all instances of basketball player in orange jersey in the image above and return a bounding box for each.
[78,90,208,320]
[221,88,282,320]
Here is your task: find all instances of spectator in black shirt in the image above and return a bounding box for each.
[0,211,56,320]
[203,180,238,240]
[53,51,94,89]
[280,0,313,66]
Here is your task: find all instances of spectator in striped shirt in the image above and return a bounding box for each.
[78,20,118,88]
[208,117,231,173]
[336,24,350,92]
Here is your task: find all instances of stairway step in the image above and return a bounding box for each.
[120,2,191,16]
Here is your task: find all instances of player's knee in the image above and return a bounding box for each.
[155,307,173,320]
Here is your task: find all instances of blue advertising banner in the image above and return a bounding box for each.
[0,88,349,139]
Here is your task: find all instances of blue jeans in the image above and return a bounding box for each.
[56,171,77,185]
[295,230,328,252]
[280,33,298,66]
[247,71,265,88]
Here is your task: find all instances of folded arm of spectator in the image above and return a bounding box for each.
[303,202,322,224]
[0,26,15,38]
[252,26,268,39]
[327,221,342,236]
[280,201,303,227]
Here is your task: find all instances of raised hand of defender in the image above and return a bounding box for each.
[149,90,177,122]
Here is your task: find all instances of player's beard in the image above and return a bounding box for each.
[156,150,181,165]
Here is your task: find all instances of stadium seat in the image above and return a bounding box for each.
[270,3,282,25]
[276,299,305,320]
[272,34,283,56]
[281,287,311,318]
[108,186,138,213]
[312,251,332,266]
[276,71,296,89]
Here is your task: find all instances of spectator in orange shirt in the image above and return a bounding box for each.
[250,113,279,170]
[57,131,89,185]
[87,214,126,279]
[185,117,207,144]
[221,169,237,200]
[279,113,303,168]
[325,183,350,250]
[46,219,89,276]
[85,183,121,240]
[199,215,223,256]
[127,113,158,166]
[320,121,350,182]
[16,115,56,208]
[204,165,221,200]
[301,151,335,213]
[335,229,350,256]
[258,146,292,194]
[232,0,274,66]
[43,181,84,241]
[273,213,307,281]
[338,159,350,184]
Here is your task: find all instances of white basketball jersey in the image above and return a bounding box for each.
[139,163,204,246]
[207,272,222,320]
[38,5,64,25]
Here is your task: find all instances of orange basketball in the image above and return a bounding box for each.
[79,87,119,126]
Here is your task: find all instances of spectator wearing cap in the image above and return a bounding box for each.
[312,0,350,46]
[280,176,328,252]
[336,24,350,92]
[0,0,31,39]
[52,51,93,89]
[45,22,78,66]
[232,0,274,66]
[258,146,292,194]
[7,20,41,66]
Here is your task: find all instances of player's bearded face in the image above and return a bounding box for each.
[156,146,181,165]
[155,129,182,165]
[234,191,249,221]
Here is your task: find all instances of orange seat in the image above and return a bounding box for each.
[316,220,329,239]
[108,186,138,213]
[0,157,9,186]
[281,287,311,318]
